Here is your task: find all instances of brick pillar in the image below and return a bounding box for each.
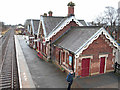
[47,42,51,61]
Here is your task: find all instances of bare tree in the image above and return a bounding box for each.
[104,6,118,27]
[95,13,107,26]
[94,6,118,27]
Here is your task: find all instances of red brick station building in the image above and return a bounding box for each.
[25,2,120,77]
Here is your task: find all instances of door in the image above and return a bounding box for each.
[100,57,105,73]
[81,58,90,77]
[59,51,61,65]
[39,42,41,51]
[35,42,37,49]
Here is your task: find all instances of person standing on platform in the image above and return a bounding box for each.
[66,70,74,90]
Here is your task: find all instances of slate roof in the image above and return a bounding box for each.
[42,16,67,36]
[0,22,2,31]
[24,19,31,27]
[24,19,40,35]
[33,20,40,34]
[24,19,31,32]
[78,20,87,26]
[54,26,101,53]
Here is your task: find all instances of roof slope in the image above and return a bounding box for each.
[24,19,31,26]
[54,26,101,53]
[42,16,66,36]
[33,20,40,34]
[78,20,87,26]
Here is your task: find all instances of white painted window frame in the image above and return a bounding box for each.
[59,50,62,65]
[41,43,42,51]
[62,50,65,63]
[62,50,69,67]
[62,51,66,65]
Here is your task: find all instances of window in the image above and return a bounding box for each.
[63,51,67,64]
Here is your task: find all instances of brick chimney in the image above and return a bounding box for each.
[67,2,75,16]
[48,11,53,16]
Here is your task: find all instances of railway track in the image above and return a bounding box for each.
[0,28,20,89]
[1,30,11,62]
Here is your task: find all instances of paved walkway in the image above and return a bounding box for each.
[73,72,120,88]
[17,35,67,88]
[15,35,35,88]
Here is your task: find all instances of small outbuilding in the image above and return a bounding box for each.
[52,26,120,77]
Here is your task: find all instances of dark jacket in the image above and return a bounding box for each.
[66,73,74,82]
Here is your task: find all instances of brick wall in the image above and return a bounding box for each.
[52,45,74,71]
[77,34,115,76]
[55,46,60,63]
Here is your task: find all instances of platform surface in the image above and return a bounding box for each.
[16,35,67,88]
[15,35,35,88]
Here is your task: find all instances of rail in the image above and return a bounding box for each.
[0,28,19,89]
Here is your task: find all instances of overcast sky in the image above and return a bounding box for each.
[0,0,120,25]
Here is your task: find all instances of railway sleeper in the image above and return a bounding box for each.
[0,84,11,88]
[0,82,11,86]
[1,72,12,75]
[0,80,11,84]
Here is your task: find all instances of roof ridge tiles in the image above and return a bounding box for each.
[42,15,66,18]
[70,26,102,29]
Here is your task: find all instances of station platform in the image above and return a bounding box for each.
[14,35,67,88]
[14,35,35,88]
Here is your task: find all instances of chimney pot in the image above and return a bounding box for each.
[48,11,53,16]
[43,13,47,16]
